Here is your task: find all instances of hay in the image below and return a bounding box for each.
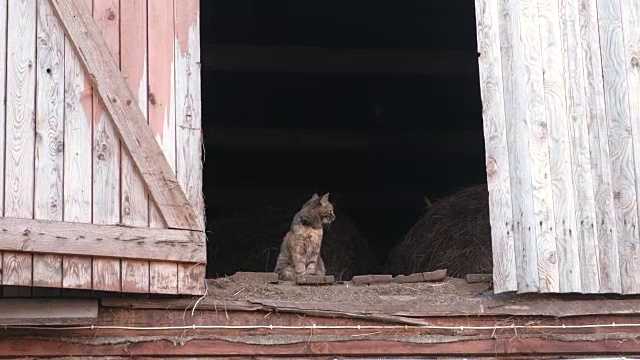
[388,184,492,278]
[207,205,376,281]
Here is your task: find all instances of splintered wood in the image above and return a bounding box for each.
[0,0,205,296]
[475,0,640,294]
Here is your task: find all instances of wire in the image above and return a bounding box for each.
[2,321,639,332]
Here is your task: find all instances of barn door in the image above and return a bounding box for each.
[476,0,640,295]
[0,0,205,295]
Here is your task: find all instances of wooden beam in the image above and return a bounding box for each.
[205,126,485,153]
[0,299,98,325]
[0,217,206,263]
[201,44,479,75]
[47,0,202,231]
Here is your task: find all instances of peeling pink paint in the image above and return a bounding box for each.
[174,0,199,57]
[148,0,176,142]
[120,0,148,118]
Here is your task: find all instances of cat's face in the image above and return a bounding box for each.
[306,193,336,225]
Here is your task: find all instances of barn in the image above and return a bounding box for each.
[2,0,640,358]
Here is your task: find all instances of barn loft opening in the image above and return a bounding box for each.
[200,0,487,280]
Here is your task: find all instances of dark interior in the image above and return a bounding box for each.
[200,0,485,277]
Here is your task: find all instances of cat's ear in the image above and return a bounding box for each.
[311,193,319,200]
[321,193,330,203]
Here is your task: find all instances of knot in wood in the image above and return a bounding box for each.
[22,229,30,236]
[632,56,639,68]
[486,157,498,177]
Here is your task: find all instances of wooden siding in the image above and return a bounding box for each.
[476,0,640,294]
[0,0,204,295]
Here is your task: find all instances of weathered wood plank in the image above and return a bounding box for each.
[121,260,149,293]
[2,252,32,286]
[474,0,517,293]
[62,255,92,290]
[0,216,206,263]
[558,0,601,293]
[91,0,121,293]
[48,0,201,231]
[33,0,65,290]
[498,0,540,292]
[0,299,97,325]
[178,263,206,295]
[120,0,151,294]
[62,0,93,291]
[520,0,560,293]
[578,0,620,293]
[620,0,640,295]
[175,0,206,295]
[150,261,178,294]
[0,0,6,286]
[598,0,640,294]
[4,0,38,288]
[539,0,581,292]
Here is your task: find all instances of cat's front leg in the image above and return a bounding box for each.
[291,244,307,276]
[306,262,317,274]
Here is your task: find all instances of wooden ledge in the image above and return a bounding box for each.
[0,217,206,263]
[0,298,98,325]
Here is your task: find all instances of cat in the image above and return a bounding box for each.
[274,193,336,281]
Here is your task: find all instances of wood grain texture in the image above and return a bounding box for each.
[579,0,621,293]
[0,298,97,325]
[120,0,151,293]
[177,263,205,295]
[0,217,206,263]
[175,0,206,294]
[121,260,149,293]
[120,0,148,228]
[91,0,121,292]
[620,0,640,294]
[597,0,640,294]
[48,0,201,231]
[4,0,38,289]
[538,0,581,292]
[33,0,65,290]
[498,0,540,292]
[559,0,601,293]
[150,261,178,294]
[62,255,92,289]
[474,0,517,292]
[0,0,6,287]
[520,0,560,293]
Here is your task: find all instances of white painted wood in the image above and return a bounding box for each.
[597,0,640,294]
[0,0,8,286]
[474,0,518,292]
[538,0,581,292]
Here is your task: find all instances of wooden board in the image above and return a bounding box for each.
[3,0,38,289]
[474,0,517,292]
[558,0,601,293]
[0,298,97,325]
[539,0,581,292]
[579,0,620,293]
[175,0,206,295]
[0,216,205,263]
[0,0,6,286]
[48,0,202,232]
[496,0,540,293]
[91,0,122,293]
[120,0,151,293]
[33,0,65,289]
[598,0,640,294]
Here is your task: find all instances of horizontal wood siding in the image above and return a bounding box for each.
[0,0,204,295]
[476,0,640,294]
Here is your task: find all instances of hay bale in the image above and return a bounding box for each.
[388,184,492,278]
[207,205,376,281]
